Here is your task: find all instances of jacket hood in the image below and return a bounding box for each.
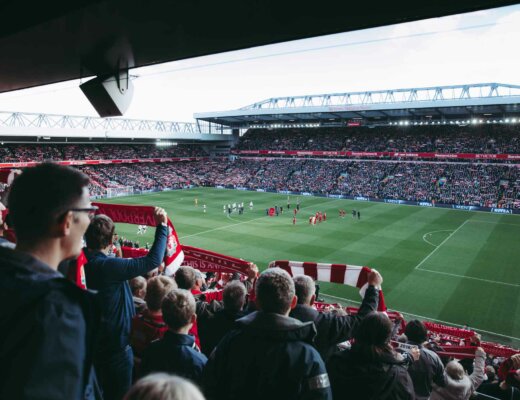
[235,311,317,343]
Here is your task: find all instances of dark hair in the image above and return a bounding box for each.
[162,289,195,330]
[175,266,197,290]
[404,320,428,344]
[85,214,115,250]
[8,163,89,241]
[223,281,247,312]
[255,268,295,314]
[352,312,395,362]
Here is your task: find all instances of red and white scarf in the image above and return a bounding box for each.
[269,260,386,311]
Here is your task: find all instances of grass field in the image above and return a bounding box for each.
[100,188,520,346]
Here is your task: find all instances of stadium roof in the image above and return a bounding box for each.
[0,0,517,93]
[194,83,520,127]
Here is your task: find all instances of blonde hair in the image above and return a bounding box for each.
[124,373,205,400]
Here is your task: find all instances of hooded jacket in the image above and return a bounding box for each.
[203,311,332,400]
[0,246,101,400]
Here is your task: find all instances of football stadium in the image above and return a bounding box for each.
[1,2,520,399]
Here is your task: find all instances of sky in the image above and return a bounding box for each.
[0,4,519,122]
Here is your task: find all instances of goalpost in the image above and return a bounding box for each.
[106,186,134,198]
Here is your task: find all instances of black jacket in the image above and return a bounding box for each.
[199,309,246,356]
[0,247,101,400]
[203,311,332,400]
[290,285,379,360]
[406,341,445,400]
[328,348,415,400]
[140,331,208,385]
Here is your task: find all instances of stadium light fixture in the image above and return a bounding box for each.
[512,118,517,123]
[479,119,483,123]
[471,119,477,124]
[505,118,510,123]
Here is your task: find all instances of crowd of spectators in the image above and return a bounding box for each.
[236,125,520,154]
[0,143,207,162]
[76,159,520,209]
[1,163,519,400]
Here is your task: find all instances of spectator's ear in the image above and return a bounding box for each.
[55,211,73,238]
[309,294,316,306]
[290,295,298,310]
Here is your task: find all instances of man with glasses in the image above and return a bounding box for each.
[0,163,101,399]
[84,208,168,400]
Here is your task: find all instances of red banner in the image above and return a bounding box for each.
[232,149,520,160]
[121,244,251,275]
[0,157,207,169]
[93,203,184,270]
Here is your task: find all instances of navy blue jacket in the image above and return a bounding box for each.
[84,224,167,351]
[203,311,332,400]
[140,331,208,384]
[0,247,101,400]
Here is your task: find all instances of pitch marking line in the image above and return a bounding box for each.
[422,230,454,247]
[415,220,520,287]
[416,268,520,287]
[321,293,520,342]
[414,220,470,270]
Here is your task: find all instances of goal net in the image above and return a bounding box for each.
[106,186,134,198]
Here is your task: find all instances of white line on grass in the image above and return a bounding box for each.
[414,220,469,270]
[469,220,520,227]
[422,230,454,247]
[416,268,520,287]
[321,293,520,342]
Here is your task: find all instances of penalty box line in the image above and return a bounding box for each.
[415,219,520,287]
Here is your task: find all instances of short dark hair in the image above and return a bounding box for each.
[85,214,115,250]
[405,320,428,344]
[8,163,89,241]
[255,268,295,314]
[223,281,247,312]
[162,289,195,331]
[175,266,197,290]
[293,275,315,305]
[145,276,177,312]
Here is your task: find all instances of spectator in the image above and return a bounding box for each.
[140,289,208,384]
[84,209,168,400]
[0,163,100,399]
[130,276,148,314]
[289,273,380,361]
[0,211,14,249]
[199,280,247,356]
[174,266,203,348]
[404,319,446,399]
[479,369,520,400]
[430,347,487,400]
[123,373,205,400]
[131,276,177,358]
[203,267,332,400]
[328,312,416,400]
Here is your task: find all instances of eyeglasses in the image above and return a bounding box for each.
[69,206,99,220]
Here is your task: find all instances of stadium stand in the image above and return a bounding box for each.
[236,126,520,154]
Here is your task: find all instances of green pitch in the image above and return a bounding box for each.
[100,188,520,346]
